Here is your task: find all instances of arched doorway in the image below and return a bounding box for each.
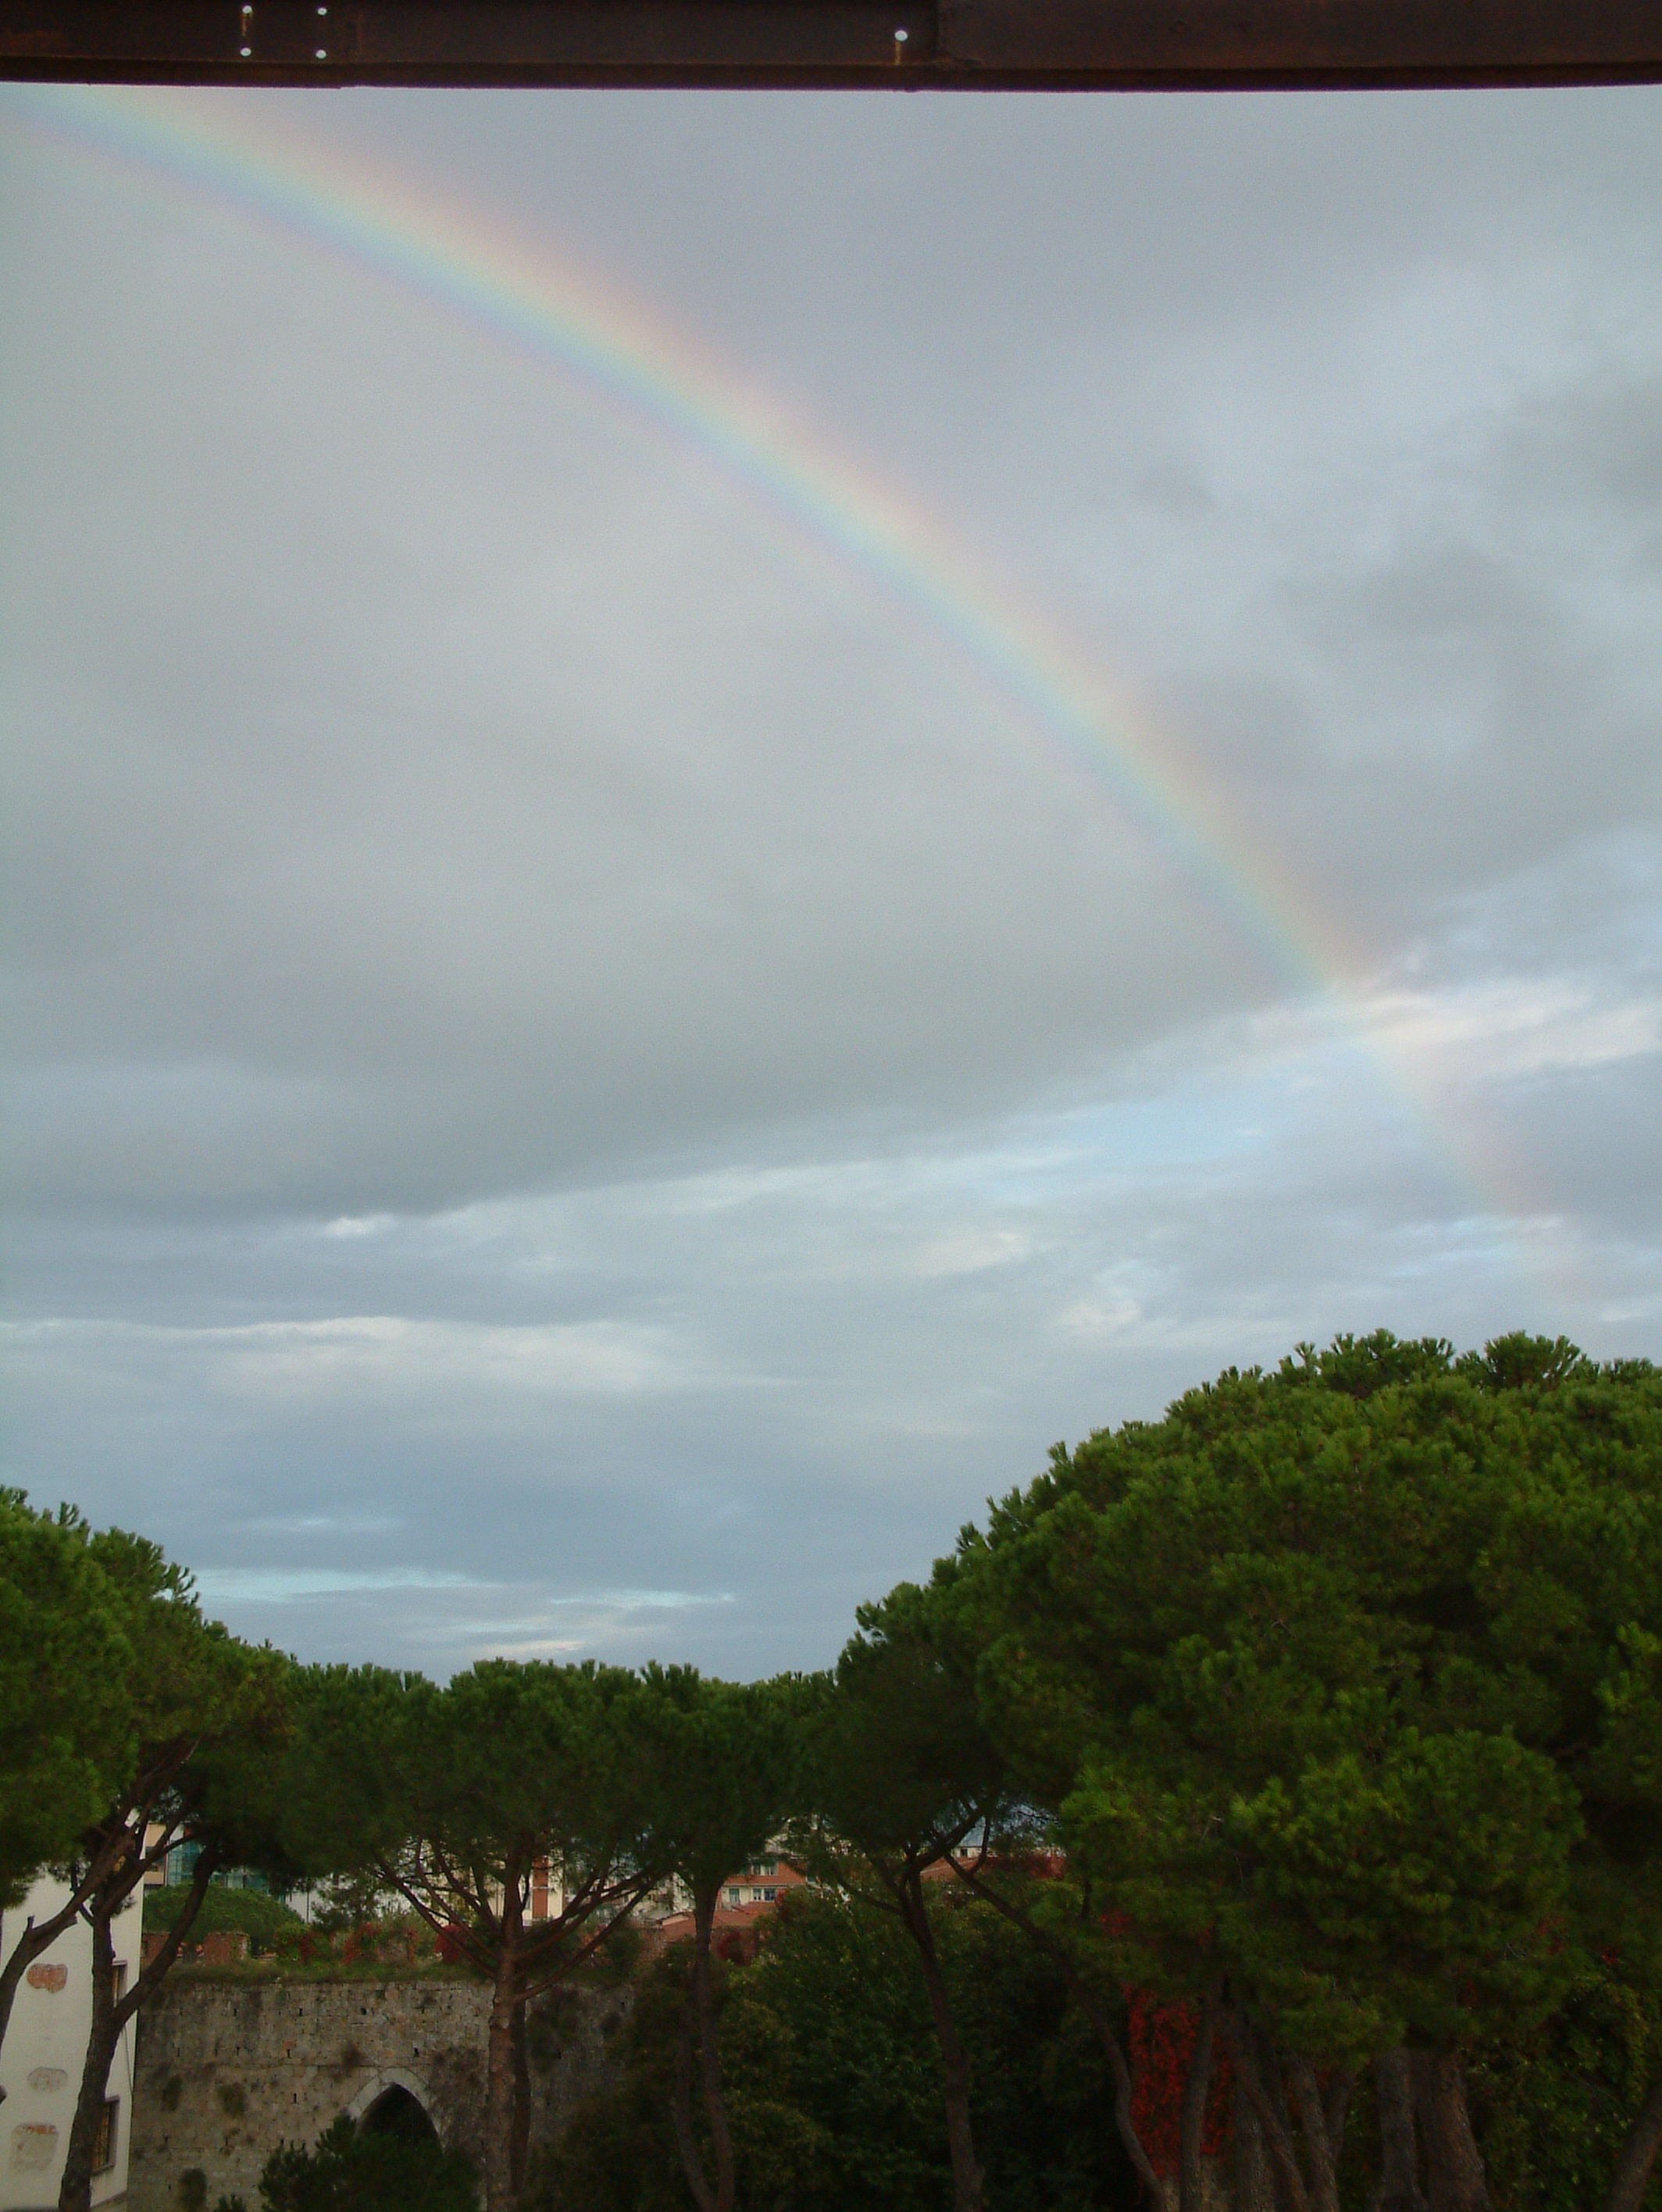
[344,2066,442,2146]
[359,2083,437,2142]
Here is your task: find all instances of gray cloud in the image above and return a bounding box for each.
[2,84,1660,1673]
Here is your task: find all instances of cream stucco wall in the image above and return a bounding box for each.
[1,1877,141,2210]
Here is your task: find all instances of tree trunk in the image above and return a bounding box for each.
[509,1993,531,2199]
[1324,2067,1355,2173]
[1605,2067,1662,2212]
[59,1839,217,2212]
[1179,1986,1220,2212]
[1223,2018,1311,2212]
[1232,2050,1276,2212]
[899,1866,985,2212]
[1413,2052,1488,2212]
[1261,2030,1301,2194]
[670,1886,737,2212]
[483,1899,523,2212]
[694,1889,736,2212]
[672,2004,715,2212]
[1370,2047,1428,2212]
[55,1911,118,2212]
[1287,2056,1343,2212]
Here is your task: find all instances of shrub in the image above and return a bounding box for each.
[144,1885,305,1957]
[236,2117,476,2212]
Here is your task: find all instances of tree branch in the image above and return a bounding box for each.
[115,1839,222,2033]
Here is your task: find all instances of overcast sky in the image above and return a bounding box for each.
[2,83,1659,1678]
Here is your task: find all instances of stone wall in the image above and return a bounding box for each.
[127,1972,629,2210]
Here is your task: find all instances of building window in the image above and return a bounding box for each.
[92,2099,119,2175]
[219,1868,272,1894]
[165,1839,204,1888]
[161,1843,277,1898]
[109,1962,128,2007]
[763,1888,776,1903]
[726,1888,740,1907]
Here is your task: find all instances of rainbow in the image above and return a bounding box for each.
[2,84,1529,1228]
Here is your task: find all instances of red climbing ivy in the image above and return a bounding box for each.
[1125,1990,1232,2178]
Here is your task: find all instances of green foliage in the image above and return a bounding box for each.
[284,1657,670,1931]
[223,2117,476,2212]
[12,1329,1662,2212]
[143,1883,305,1954]
[1219,1725,1582,2051]
[531,1889,1139,2212]
[1467,1964,1662,2211]
[724,1892,958,2212]
[801,1583,1015,1881]
[18,1528,296,2212]
[283,1657,686,2212]
[0,1490,136,1903]
[304,1868,394,1937]
[273,1664,433,1883]
[70,1521,295,1895]
[587,1918,643,1985]
[950,1330,1662,2065]
[634,1666,797,1905]
[629,1668,802,2208]
[426,1659,667,1896]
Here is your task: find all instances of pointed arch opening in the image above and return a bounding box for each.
[344,2066,440,2145]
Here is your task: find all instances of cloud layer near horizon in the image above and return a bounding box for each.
[2,84,1660,1672]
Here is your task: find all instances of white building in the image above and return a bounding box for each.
[0,1878,141,2210]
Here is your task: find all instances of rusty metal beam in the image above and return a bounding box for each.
[2,0,1659,90]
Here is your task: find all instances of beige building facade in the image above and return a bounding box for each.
[0,1878,141,2210]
